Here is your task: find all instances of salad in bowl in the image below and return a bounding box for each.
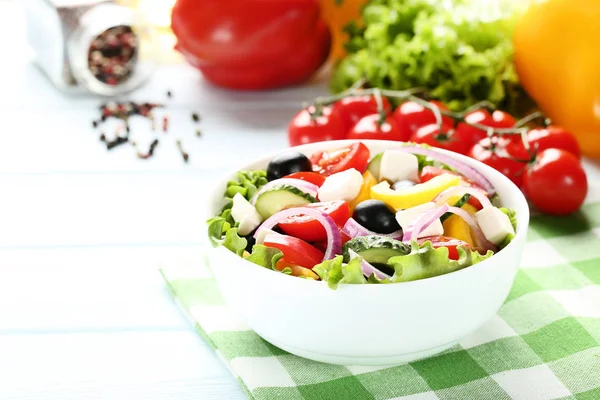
[205,140,528,365]
[208,141,517,287]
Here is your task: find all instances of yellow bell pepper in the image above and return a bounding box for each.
[370,174,460,210]
[514,0,600,157]
[318,0,367,61]
[442,203,478,247]
[348,170,378,213]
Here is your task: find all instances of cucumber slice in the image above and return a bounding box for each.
[343,235,410,264]
[367,153,383,180]
[255,185,317,218]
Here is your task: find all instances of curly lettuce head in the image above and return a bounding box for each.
[331,0,532,114]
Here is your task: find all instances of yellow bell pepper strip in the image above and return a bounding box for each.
[348,170,378,213]
[514,0,600,157]
[318,0,366,61]
[442,204,477,247]
[370,174,460,210]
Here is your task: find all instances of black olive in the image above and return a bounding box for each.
[266,151,312,181]
[392,180,416,190]
[353,200,401,234]
[244,232,256,253]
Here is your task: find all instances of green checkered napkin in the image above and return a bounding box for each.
[161,202,600,400]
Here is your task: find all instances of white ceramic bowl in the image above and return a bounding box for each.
[206,140,529,366]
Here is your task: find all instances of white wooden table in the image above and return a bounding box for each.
[0,2,327,398]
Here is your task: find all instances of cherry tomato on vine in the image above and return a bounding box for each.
[331,95,392,131]
[527,126,581,158]
[456,109,516,146]
[522,149,587,215]
[310,142,370,176]
[410,123,472,155]
[346,114,408,141]
[392,100,454,139]
[283,171,326,187]
[288,106,346,146]
[468,137,527,187]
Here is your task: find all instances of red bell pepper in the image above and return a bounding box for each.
[171,0,331,90]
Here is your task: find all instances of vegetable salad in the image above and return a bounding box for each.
[207,142,517,289]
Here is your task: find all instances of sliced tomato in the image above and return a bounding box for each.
[276,259,319,279]
[278,201,349,242]
[419,166,485,210]
[283,171,326,187]
[418,236,470,260]
[310,142,370,176]
[264,235,324,269]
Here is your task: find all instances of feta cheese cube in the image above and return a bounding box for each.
[318,168,364,202]
[379,151,419,183]
[395,202,444,238]
[255,228,281,245]
[231,193,263,236]
[475,207,515,245]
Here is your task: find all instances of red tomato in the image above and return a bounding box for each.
[527,126,581,158]
[331,95,392,131]
[468,137,527,187]
[410,123,472,155]
[418,236,470,260]
[278,201,350,242]
[522,149,587,215]
[172,0,330,90]
[310,142,370,176]
[283,171,326,187]
[288,106,347,146]
[392,100,454,139]
[264,235,324,269]
[456,109,516,146]
[346,114,408,141]
[419,166,484,210]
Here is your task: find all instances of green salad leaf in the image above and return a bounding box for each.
[499,207,517,249]
[207,170,267,254]
[340,258,368,285]
[388,241,493,282]
[331,0,532,114]
[245,245,284,270]
[314,256,345,289]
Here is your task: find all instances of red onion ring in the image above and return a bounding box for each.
[341,218,403,240]
[434,186,492,209]
[403,205,449,243]
[253,207,341,260]
[446,206,498,253]
[251,178,319,205]
[348,249,391,280]
[390,146,495,195]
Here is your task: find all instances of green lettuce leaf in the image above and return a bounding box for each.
[222,228,247,256]
[499,207,517,249]
[245,245,283,270]
[340,257,367,285]
[388,241,493,282]
[331,0,532,115]
[313,256,344,289]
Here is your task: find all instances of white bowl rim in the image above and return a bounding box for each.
[207,139,530,290]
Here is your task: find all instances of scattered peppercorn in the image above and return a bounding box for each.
[167,90,172,98]
[176,139,189,163]
[195,129,202,137]
[137,139,159,159]
[191,112,200,123]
